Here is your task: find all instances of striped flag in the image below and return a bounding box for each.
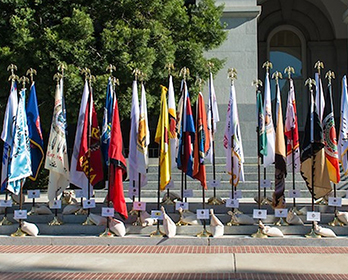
[168,75,177,169]
[257,90,267,156]
[339,76,348,174]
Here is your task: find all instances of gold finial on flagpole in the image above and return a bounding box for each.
[314,61,324,75]
[325,70,335,84]
[165,63,174,75]
[107,64,116,77]
[26,68,37,84]
[179,67,190,81]
[262,61,273,73]
[19,76,29,89]
[58,62,67,76]
[133,68,141,81]
[53,73,63,85]
[7,64,18,82]
[88,74,96,87]
[227,68,237,85]
[252,79,263,90]
[272,71,282,85]
[207,61,214,72]
[305,78,316,90]
[81,67,91,81]
[139,71,147,83]
[284,66,295,79]
[195,76,205,92]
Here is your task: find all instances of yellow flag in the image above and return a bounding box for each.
[155,86,171,191]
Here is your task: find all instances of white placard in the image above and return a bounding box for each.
[288,189,301,198]
[175,202,189,211]
[166,180,175,189]
[27,190,40,199]
[260,179,271,188]
[307,211,321,222]
[0,199,12,207]
[151,210,163,220]
[196,209,209,220]
[83,199,96,209]
[226,198,239,208]
[50,200,62,209]
[133,201,146,211]
[209,179,221,188]
[328,197,342,207]
[253,209,267,219]
[183,189,193,198]
[128,187,139,198]
[101,207,114,217]
[274,208,288,218]
[75,189,85,198]
[14,210,27,220]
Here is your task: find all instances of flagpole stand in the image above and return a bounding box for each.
[196,228,212,237]
[328,217,344,227]
[274,217,288,226]
[129,209,139,216]
[99,228,114,237]
[207,197,225,205]
[161,197,175,205]
[260,197,272,205]
[28,207,37,215]
[48,216,63,226]
[150,224,165,237]
[305,228,322,238]
[75,208,87,215]
[292,207,304,216]
[176,209,189,226]
[251,221,268,238]
[0,216,12,225]
[227,218,239,226]
[132,216,142,226]
[11,227,27,237]
[82,215,95,226]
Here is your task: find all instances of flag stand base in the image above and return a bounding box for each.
[161,197,175,205]
[75,208,87,215]
[82,216,95,226]
[48,216,63,226]
[328,217,344,227]
[28,207,37,215]
[227,219,239,226]
[260,197,272,205]
[150,229,165,238]
[196,228,212,237]
[251,228,268,238]
[11,227,27,237]
[176,210,190,226]
[99,228,114,237]
[132,217,142,226]
[207,197,225,205]
[292,207,304,216]
[129,209,139,216]
[274,218,289,226]
[0,216,12,225]
[305,229,321,238]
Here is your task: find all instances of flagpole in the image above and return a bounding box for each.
[252,79,267,238]
[0,64,18,226]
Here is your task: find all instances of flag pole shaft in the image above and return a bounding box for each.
[310,89,315,230]
[202,185,206,231]
[263,167,266,200]
[138,174,141,221]
[19,180,24,228]
[156,148,161,233]
[231,135,235,205]
[184,174,187,203]
[210,75,217,199]
[291,128,296,207]
[181,171,184,201]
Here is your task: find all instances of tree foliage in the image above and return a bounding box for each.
[0,0,226,132]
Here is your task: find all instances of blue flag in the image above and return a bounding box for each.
[8,88,32,194]
[26,82,44,181]
[101,78,114,166]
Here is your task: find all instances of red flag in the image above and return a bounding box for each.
[108,97,128,219]
[77,93,104,187]
[193,93,210,189]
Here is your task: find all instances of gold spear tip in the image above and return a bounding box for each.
[58,62,67,74]
[19,76,29,88]
[305,78,316,88]
[165,63,174,75]
[106,64,116,74]
[227,68,237,81]
[252,79,262,88]
[314,60,324,71]
[179,67,190,80]
[262,61,273,70]
[325,70,335,80]
[7,64,17,72]
[284,66,295,78]
[81,67,91,80]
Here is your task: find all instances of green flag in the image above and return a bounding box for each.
[257,90,267,156]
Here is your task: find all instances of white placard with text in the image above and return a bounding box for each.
[196,209,209,220]
[288,189,301,198]
[50,199,62,209]
[28,190,41,199]
[260,179,271,189]
[14,210,27,220]
[183,189,193,198]
[209,179,221,188]
[0,199,12,207]
[328,197,342,207]
[102,207,114,217]
[151,210,163,220]
[226,198,239,208]
[307,211,321,222]
[133,201,146,211]
[175,202,189,211]
[274,208,288,218]
[253,209,267,219]
[83,199,96,209]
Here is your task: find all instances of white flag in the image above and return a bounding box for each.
[1,81,18,190]
[70,80,89,197]
[315,73,325,122]
[206,72,220,163]
[128,80,140,188]
[223,83,244,186]
[45,79,70,206]
[168,75,177,169]
[263,72,275,167]
[339,75,348,174]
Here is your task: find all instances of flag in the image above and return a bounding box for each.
[284,79,300,172]
[1,81,18,190]
[323,81,340,183]
[136,83,149,185]
[108,91,128,219]
[339,76,348,174]
[168,75,177,169]
[76,85,104,188]
[7,88,32,195]
[128,80,140,188]
[155,86,171,191]
[206,72,220,163]
[177,81,195,177]
[257,90,267,156]
[45,78,70,205]
[263,72,275,167]
[26,82,44,181]
[273,82,287,208]
[101,78,114,166]
[300,88,331,200]
[193,92,210,189]
[315,73,325,122]
[223,83,245,187]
